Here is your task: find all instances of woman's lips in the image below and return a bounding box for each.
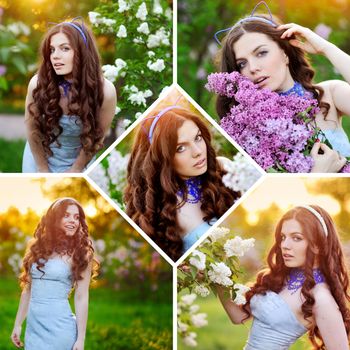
[194,158,206,168]
[255,76,269,88]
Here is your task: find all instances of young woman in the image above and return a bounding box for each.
[217,205,350,349]
[11,198,99,350]
[22,19,116,173]
[124,106,239,261]
[215,6,350,172]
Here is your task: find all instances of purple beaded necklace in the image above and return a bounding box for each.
[287,268,325,294]
[177,177,202,204]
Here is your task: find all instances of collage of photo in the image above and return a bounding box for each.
[1,0,350,349]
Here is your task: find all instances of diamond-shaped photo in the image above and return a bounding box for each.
[88,85,262,262]
[177,177,350,349]
[0,177,172,349]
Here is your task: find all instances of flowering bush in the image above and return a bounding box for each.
[177,293,208,347]
[206,72,328,173]
[178,226,254,300]
[89,0,172,132]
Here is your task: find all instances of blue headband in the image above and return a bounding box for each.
[49,17,88,47]
[214,1,277,45]
[142,97,185,143]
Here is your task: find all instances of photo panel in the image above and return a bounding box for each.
[178,176,350,349]
[0,0,172,173]
[177,0,350,173]
[0,177,172,350]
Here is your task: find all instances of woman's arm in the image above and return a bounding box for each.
[313,286,349,350]
[67,79,117,172]
[11,287,31,348]
[24,75,50,172]
[216,285,250,324]
[72,261,92,350]
[279,23,350,116]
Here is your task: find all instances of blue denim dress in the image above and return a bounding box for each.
[22,115,94,173]
[25,257,77,350]
[322,128,350,157]
[244,291,307,350]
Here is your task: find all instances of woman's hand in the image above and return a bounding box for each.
[11,326,23,348]
[279,23,332,55]
[72,339,84,350]
[310,142,346,173]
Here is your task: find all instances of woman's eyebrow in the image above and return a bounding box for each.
[236,44,267,61]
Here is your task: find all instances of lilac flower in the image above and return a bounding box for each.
[206,72,321,173]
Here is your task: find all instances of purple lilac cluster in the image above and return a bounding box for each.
[206,72,320,173]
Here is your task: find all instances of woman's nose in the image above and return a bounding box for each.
[191,143,202,157]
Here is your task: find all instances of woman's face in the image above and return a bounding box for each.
[233,32,294,92]
[50,32,74,77]
[59,204,80,236]
[280,218,308,268]
[173,120,208,179]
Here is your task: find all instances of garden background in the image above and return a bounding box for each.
[0,177,172,350]
[178,177,350,349]
[0,0,172,172]
[177,0,350,135]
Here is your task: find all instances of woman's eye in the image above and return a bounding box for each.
[237,61,246,70]
[62,47,70,51]
[293,236,302,242]
[257,50,268,57]
[50,48,55,54]
[176,145,185,153]
[195,134,203,142]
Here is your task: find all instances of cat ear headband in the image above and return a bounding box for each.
[142,96,185,144]
[214,1,277,45]
[48,17,88,47]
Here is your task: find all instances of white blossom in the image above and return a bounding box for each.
[165,8,172,20]
[89,163,109,193]
[191,313,208,327]
[189,250,206,270]
[180,293,197,305]
[153,0,163,14]
[135,112,143,118]
[208,262,233,287]
[88,11,101,25]
[209,226,230,242]
[7,22,30,36]
[115,106,121,115]
[136,2,148,21]
[118,0,130,12]
[8,253,22,274]
[224,236,255,258]
[194,285,210,297]
[147,58,165,72]
[147,50,155,57]
[102,17,116,27]
[233,283,250,305]
[137,22,150,35]
[102,60,127,82]
[107,149,130,186]
[133,37,144,44]
[115,58,127,70]
[183,332,197,347]
[189,304,200,313]
[221,153,261,193]
[178,321,188,332]
[147,27,170,48]
[117,25,127,38]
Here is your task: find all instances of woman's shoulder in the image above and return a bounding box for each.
[311,283,338,310]
[102,77,116,99]
[316,79,348,93]
[28,74,39,92]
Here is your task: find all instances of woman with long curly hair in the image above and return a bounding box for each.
[11,198,99,350]
[214,2,350,172]
[124,106,239,261]
[22,18,116,173]
[216,205,350,349]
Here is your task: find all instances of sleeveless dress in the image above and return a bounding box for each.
[22,115,94,173]
[25,257,77,350]
[322,128,350,157]
[182,219,217,252]
[244,291,307,350]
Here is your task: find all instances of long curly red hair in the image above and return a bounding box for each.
[20,198,99,290]
[215,15,330,119]
[28,20,104,157]
[124,108,239,261]
[244,205,350,349]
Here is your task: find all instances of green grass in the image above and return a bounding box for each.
[1,277,172,350]
[0,138,25,173]
[178,295,309,350]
